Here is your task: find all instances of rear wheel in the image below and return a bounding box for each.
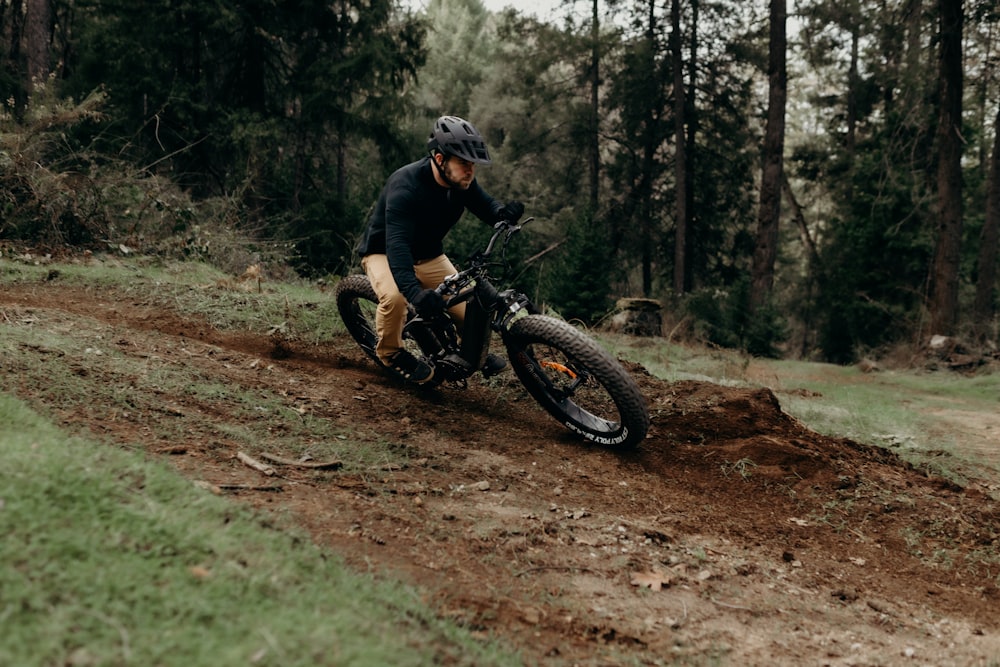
[505,315,649,447]
[334,274,442,386]
[334,274,381,365]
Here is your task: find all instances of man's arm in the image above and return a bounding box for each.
[465,180,523,224]
[464,180,504,223]
[383,188,424,302]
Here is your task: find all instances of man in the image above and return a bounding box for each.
[357,115,524,384]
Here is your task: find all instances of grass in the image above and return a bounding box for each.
[7,251,1000,485]
[0,253,346,344]
[0,393,521,667]
[1,254,523,666]
[760,360,1000,484]
[4,250,1000,662]
[0,289,410,477]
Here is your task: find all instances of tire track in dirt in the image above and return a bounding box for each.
[4,281,1000,666]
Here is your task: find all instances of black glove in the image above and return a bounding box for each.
[411,288,446,317]
[499,200,525,222]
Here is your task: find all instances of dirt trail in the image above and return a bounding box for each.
[3,282,1000,666]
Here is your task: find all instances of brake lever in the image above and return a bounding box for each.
[505,216,534,238]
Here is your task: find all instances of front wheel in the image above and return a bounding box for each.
[504,315,650,448]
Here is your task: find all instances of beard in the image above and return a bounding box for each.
[441,160,474,189]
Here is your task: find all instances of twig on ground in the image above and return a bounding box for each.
[515,565,603,577]
[259,452,343,469]
[217,483,284,492]
[194,480,283,494]
[237,451,276,476]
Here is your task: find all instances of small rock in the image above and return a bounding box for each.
[831,588,859,602]
[857,358,880,373]
[475,480,491,491]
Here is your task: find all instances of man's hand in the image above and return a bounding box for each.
[411,289,447,317]
[499,200,525,222]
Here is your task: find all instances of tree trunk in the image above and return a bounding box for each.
[24,0,50,84]
[6,0,27,118]
[845,0,859,166]
[684,0,698,292]
[670,0,687,295]
[928,0,964,335]
[589,0,600,214]
[783,173,822,356]
[976,22,993,180]
[750,0,787,312]
[972,106,1000,342]
[782,173,822,275]
[639,0,657,297]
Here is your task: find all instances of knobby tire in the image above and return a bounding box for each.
[337,276,650,446]
[335,274,444,387]
[505,315,650,448]
[335,274,381,365]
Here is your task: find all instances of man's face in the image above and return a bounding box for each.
[439,155,476,189]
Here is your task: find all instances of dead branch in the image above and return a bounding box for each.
[217,483,284,492]
[258,452,343,470]
[236,451,276,476]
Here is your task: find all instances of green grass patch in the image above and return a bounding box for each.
[0,294,408,475]
[0,254,345,344]
[0,394,521,667]
[6,251,1000,485]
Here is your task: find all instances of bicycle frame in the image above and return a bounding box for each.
[401,218,535,383]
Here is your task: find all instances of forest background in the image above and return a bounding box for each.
[1,0,998,364]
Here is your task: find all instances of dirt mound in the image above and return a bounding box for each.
[3,281,1000,666]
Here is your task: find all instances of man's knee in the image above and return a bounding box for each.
[381,290,408,313]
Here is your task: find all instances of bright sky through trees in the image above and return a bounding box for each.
[405,0,569,20]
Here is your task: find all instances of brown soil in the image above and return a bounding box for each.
[4,280,1000,666]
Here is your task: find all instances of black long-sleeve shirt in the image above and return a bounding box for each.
[357,157,502,302]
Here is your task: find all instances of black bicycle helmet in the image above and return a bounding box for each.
[427,116,492,164]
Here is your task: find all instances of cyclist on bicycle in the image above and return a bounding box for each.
[356,115,524,384]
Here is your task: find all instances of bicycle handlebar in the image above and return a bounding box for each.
[484,216,533,257]
[435,216,534,297]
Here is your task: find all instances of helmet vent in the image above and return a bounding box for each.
[427,116,492,165]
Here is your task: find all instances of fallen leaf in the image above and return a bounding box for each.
[630,570,672,591]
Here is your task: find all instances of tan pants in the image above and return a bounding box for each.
[361,254,466,363]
